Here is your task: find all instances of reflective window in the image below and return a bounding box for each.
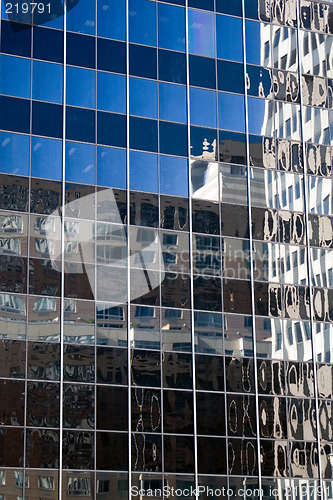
[246,20,271,66]
[67,66,95,109]
[218,92,245,133]
[216,14,243,63]
[159,83,187,124]
[129,77,157,119]
[31,137,62,181]
[248,97,273,136]
[158,3,185,52]
[188,9,215,58]
[0,55,30,98]
[65,142,95,184]
[32,61,63,104]
[97,0,126,40]
[160,156,188,197]
[129,151,158,193]
[66,0,96,35]
[97,72,126,114]
[0,131,29,176]
[97,146,126,188]
[129,0,156,47]
[190,88,217,128]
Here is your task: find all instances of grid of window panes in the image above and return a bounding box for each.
[0,0,333,498]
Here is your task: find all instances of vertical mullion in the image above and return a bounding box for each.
[241,1,263,496]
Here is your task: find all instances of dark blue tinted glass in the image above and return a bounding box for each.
[219,131,246,165]
[190,126,217,157]
[129,117,158,152]
[189,55,216,89]
[31,136,62,180]
[217,60,245,94]
[97,146,126,188]
[0,96,30,133]
[97,112,127,148]
[1,20,31,57]
[0,54,30,98]
[67,32,95,69]
[33,26,64,63]
[160,156,188,197]
[216,0,242,16]
[97,0,126,41]
[66,107,95,143]
[129,151,158,193]
[97,72,126,113]
[0,132,29,176]
[65,142,95,184]
[244,0,270,21]
[130,44,157,79]
[159,83,187,124]
[188,0,214,10]
[159,50,186,84]
[216,14,243,62]
[129,0,156,47]
[158,3,185,52]
[159,0,185,4]
[98,38,126,74]
[160,122,188,157]
[32,101,62,138]
[246,65,272,97]
[32,61,63,104]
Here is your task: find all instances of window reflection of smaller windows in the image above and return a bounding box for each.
[38,476,54,490]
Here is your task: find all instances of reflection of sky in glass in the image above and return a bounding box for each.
[245,20,266,66]
[66,0,95,35]
[216,14,243,62]
[247,97,268,135]
[160,156,188,197]
[129,0,156,46]
[0,132,29,176]
[97,146,126,188]
[190,88,217,128]
[188,9,215,58]
[130,151,158,193]
[65,142,95,184]
[159,83,187,124]
[0,55,31,99]
[32,61,63,104]
[130,78,157,119]
[98,0,126,41]
[97,72,126,114]
[31,136,62,180]
[218,93,245,133]
[67,66,95,109]
[158,3,185,52]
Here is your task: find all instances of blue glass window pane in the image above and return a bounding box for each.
[158,3,185,52]
[245,20,267,66]
[33,27,64,63]
[31,137,62,180]
[32,61,63,104]
[158,49,186,84]
[129,0,156,46]
[190,88,217,128]
[160,122,188,157]
[0,55,30,98]
[67,32,95,69]
[189,54,216,89]
[67,67,95,109]
[129,78,157,119]
[218,92,245,132]
[65,142,95,184]
[129,151,158,193]
[129,117,158,152]
[97,112,127,148]
[129,44,157,79]
[32,101,62,138]
[97,72,126,114]
[66,0,95,35]
[160,156,188,197]
[1,20,31,58]
[247,97,269,135]
[188,9,215,58]
[159,83,187,124]
[0,96,30,134]
[216,14,243,62]
[0,131,29,176]
[66,107,95,143]
[97,0,126,41]
[97,146,126,188]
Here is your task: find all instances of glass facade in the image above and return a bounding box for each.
[0,0,333,498]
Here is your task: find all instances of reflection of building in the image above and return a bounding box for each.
[0,0,333,498]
